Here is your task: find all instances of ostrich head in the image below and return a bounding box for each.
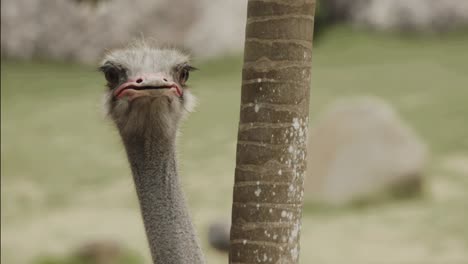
[99,44,196,138]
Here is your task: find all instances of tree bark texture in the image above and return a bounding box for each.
[230,0,316,263]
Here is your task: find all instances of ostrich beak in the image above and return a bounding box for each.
[114,73,182,99]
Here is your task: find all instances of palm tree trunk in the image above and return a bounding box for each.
[229,0,316,263]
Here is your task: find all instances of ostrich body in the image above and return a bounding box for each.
[99,45,204,264]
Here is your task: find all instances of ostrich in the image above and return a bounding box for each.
[99,44,204,264]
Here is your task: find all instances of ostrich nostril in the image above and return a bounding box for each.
[136,78,143,83]
[163,78,168,82]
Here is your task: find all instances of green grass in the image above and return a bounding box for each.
[2,27,468,264]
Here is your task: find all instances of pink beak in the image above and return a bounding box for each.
[114,73,182,99]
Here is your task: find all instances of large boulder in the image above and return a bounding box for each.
[305,97,427,205]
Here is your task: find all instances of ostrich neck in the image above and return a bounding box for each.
[122,132,204,264]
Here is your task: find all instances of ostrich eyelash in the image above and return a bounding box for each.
[98,61,116,73]
[175,63,198,73]
[98,61,127,75]
[184,65,198,72]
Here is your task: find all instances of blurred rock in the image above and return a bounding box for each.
[305,97,427,205]
[75,240,122,264]
[1,0,246,63]
[208,220,230,252]
[325,0,468,33]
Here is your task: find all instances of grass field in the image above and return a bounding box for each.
[2,27,468,264]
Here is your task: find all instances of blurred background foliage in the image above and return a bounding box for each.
[1,0,468,264]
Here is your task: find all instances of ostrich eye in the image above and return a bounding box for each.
[179,69,189,85]
[176,64,196,85]
[104,68,120,84]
